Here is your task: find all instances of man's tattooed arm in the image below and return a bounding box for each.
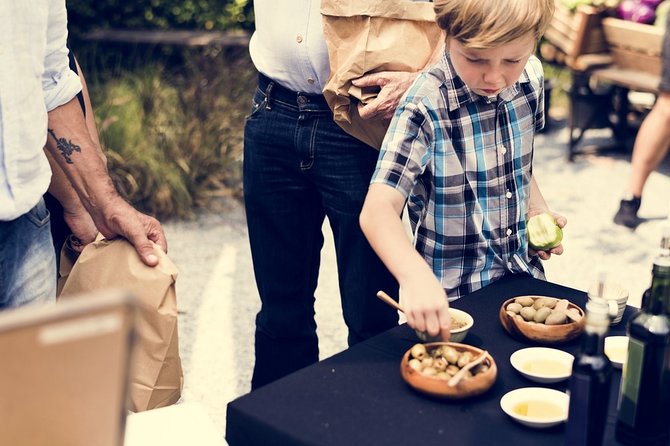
[47,128,81,164]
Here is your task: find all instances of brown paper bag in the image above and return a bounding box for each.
[59,237,184,412]
[321,0,442,149]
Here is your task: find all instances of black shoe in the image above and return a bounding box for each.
[613,197,641,229]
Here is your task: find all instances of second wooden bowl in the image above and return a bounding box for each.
[499,296,585,344]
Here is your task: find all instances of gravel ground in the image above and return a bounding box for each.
[164,121,670,442]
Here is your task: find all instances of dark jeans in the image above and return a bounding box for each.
[244,74,399,389]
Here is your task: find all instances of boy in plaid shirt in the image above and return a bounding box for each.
[360,0,566,341]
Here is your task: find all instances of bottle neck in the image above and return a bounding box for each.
[582,299,609,356]
[583,330,606,356]
[645,261,670,315]
[582,323,607,356]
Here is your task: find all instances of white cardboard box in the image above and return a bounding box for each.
[125,403,225,446]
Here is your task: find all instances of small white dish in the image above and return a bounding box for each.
[510,347,574,383]
[448,308,474,343]
[604,336,628,369]
[500,387,569,428]
[414,307,474,343]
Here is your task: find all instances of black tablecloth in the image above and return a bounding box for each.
[226,275,635,446]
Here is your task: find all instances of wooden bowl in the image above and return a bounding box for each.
[400,342,497,399]
[499,296,585,344]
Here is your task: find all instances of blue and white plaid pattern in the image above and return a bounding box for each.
[373,54,546,300]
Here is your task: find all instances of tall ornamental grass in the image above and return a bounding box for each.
[85,46,256,219]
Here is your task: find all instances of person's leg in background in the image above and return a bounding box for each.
[614,14,670,229]
[308,113,400,347]
[244,83,325,390]
[0,199,57,308]
[613,93,670,228]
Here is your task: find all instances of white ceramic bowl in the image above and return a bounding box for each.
[500,387,569,428]
[510,347,574,384]
[448,308,474,343]
[604,336,628,369]
[414,307,474,343]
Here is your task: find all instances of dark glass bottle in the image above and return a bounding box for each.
[615,240,670,446]
[564,298,612,446]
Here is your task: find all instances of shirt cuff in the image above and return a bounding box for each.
[43,68,82,112]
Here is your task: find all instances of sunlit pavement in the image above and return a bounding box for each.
[164,120,670,441]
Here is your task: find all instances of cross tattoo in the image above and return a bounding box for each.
[47,128,81,164]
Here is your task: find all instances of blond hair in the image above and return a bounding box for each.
[434,0,555,49]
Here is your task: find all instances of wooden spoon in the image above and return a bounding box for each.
[376,290,405,314]
[448,350,490,387]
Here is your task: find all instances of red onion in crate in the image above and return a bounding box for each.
[618,0,657,23]
[633,3,657,22]
[617,0,638,20]
[640,0,663,7]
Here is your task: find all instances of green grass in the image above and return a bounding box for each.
[83,45,256,220]
[543,62,573,118]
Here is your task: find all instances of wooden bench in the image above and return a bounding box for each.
[591,18,663,94]
[544,2,664,160]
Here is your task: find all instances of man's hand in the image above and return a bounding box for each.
[93,196,167,266]
[352,71,418,121]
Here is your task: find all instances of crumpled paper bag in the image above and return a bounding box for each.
[321,0,442,149]
[59,237,183,412]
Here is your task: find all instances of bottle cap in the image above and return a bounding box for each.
[586,298,611,316]
[585,298,615,329]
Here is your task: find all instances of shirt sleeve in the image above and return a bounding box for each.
[372,99,432,199]
[43,0,82,112]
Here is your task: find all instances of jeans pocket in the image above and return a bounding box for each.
[25,198,51,228]
[246,88,267,120]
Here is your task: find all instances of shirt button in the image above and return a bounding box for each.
[307,77,315,85]
[506,191,512,199]
[296,34,304,43]
[506,228,512,236]
[507,262,513,270]
[499,146,507,155]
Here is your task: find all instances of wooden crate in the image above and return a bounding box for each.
[601,18,664,76]
[544,1,608,66]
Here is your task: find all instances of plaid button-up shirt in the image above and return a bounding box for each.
[372,54,546,300]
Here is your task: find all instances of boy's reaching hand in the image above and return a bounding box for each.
[401,273,452,342]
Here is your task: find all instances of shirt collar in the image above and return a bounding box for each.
[439,53,531,112]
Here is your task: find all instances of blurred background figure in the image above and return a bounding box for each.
[613,11,670,229]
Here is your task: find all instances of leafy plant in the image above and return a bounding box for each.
[88,47,255,219]
[67,0,254,39]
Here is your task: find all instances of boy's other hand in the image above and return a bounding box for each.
[352,71,418,121]
[528,210,567,260]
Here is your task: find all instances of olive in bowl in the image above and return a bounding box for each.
[400,342,497,399]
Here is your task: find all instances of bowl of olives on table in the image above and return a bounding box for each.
[499,296,585,344]
[400,342,497,399]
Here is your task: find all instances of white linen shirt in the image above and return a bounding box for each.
[0,0,82,221]
[249,0,329,94]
